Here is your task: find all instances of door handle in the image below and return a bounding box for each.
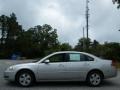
[84,63,89,66]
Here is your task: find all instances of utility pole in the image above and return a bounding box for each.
[86,0,90,50]
[83,27,85,39]
[83,27,85,51]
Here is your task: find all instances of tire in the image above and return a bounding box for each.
[86,71,103,86]
[16,70,34,87]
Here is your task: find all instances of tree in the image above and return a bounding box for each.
[6,13,22,57]
[74,38,91,52]
[0,13,61,59]
[92,40,99,47]
[0,15,8,58]
[113,0,120,8]
[0,13,23,58]
[7,13,22,40]
[103,42,120,60]
[17,24,60,58]
[32,24,59,55]
[0,15,8,44]
[59,43,72,51]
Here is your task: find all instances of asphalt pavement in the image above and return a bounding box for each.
[0,60,120,90]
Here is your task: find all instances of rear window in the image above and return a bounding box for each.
[81,54,94,61]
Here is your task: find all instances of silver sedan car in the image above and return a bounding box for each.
[4,51,117,87]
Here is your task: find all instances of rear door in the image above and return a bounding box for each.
[62,53,93,80]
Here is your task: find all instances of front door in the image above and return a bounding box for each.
[37,53,66,80]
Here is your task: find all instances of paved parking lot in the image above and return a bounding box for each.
[0,60,120,90]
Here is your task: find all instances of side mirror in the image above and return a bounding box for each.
[44,59,50,64]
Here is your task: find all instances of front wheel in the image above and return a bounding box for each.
[16,71,34,87]
[86,71,103,86]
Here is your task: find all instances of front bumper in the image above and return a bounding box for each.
[4,71,16,81]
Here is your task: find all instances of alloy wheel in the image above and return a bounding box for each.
[19,73,32,86]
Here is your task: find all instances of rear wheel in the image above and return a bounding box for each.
[16,71,34,87]
[86,71,103,86]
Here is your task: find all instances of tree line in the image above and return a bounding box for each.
[0,13,120,61]
[0,13,72,59]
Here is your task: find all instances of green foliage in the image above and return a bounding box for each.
[59,43,72,51]
[75,38,120,62]
[0,15,8,44]
[15,24,60,58]
[1,13,120,62]
[0,13,22,58]
[0,13,73,59]
[74,38,91,52]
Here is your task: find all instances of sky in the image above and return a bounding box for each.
[0,0,120,46]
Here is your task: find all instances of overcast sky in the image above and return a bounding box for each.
[0,0,120,46]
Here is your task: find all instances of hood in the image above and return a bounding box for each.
[9,63,37,70]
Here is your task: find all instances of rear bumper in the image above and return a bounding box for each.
[104,67,117,79]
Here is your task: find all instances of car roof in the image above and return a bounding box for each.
[54,51,81,54]
[38,51,99,63]
[54,51,99,59]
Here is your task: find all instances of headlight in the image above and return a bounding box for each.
[8,66,15,71]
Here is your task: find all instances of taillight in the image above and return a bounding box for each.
[111,60,117,67]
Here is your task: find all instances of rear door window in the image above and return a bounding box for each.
[69,53,81,62]
[68,53,94,62]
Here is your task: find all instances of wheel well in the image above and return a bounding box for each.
[15,69,36,81]
[86,69,104,79]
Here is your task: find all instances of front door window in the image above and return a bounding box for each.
[48,53,65,63]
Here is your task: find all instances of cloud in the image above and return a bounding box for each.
[0,0,120,46]
[90,0,120,43]
[34,1,85,46]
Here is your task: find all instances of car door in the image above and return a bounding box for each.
[37,53,67,80]
[61,53,93,80]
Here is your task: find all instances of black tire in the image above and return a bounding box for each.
[86,71,103,86]
[16,70,35,87]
